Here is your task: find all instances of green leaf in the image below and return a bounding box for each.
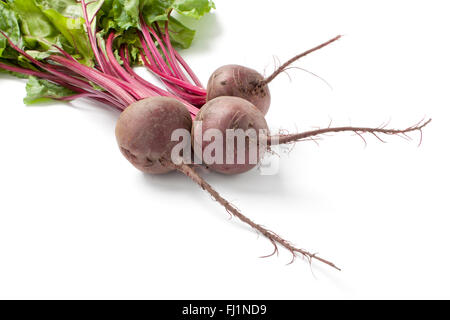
[140,0,173,25]
[37,0,96,65]
[41,7,94,65]
[0,1,22,58]
[99,0,140,32]
[141,0,214,24]
[25,50,51,60]
[24,76,75,104]
[157,16,195,49]
[36,0,84,17]
[9,0,60,48]
[100,0,215,31]
[112,0,140,30]
[172,0,215,19]
[7,0,94,65]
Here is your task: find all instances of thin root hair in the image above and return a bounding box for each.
[278,66,333,90]
[269,118,432,147]
[258,35,342,88]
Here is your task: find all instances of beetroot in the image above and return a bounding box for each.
[192,96,269,174]
[206,35,342,114]
[206,65,271,115]
[115,97,192,174]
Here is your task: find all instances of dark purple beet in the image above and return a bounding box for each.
[192,96,269,175]
[115,97,192,174]
[206,65,271,115]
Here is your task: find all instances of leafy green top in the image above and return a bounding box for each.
[0,0,214,103]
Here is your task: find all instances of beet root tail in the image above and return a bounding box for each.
[170,161,341,271]
[260,35,343,87]
[268,118,432,146]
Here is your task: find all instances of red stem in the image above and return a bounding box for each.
[80,0,109,73]
[141,52,206,96]
[49,55,136,105]
[0,61,126,109]
[120,47,199,117]
[105,33,157,99]
[137,16,206,104]
[140,15,172,75]
[174,50,204,89]
[120,46,171,96]
[159,21,189,82]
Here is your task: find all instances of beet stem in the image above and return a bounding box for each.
[49,55,136,105]
[138,15,206,102]
[140,15,172,75]
[105,33,155,99]
[80,0,108,73]
[140,52,207,96]
[173,162,340,271]
[120,46,167,95]
[174,51,204,89]
[160,20,190,83]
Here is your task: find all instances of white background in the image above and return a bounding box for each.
[0,0,449,299]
